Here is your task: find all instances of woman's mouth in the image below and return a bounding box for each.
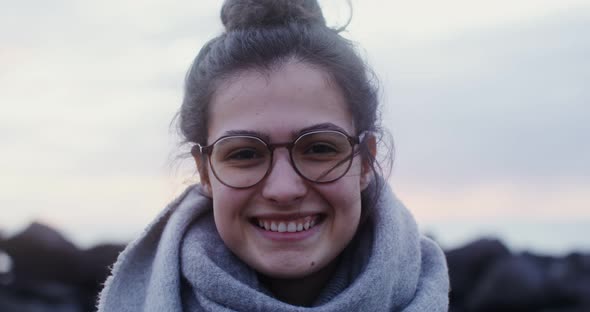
[251,215,323,233]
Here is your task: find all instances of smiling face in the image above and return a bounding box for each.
[196,61,373,279]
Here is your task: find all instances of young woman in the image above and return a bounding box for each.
[98,1,449,311]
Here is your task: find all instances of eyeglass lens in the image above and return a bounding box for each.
[208,131,354,188]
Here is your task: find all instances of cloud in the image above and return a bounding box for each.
[344,0,590,41]
[0,0,221,180]
[1,1,588,246]
[372,8,590,183]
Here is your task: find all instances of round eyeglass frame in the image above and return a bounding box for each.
[191,130,366,189]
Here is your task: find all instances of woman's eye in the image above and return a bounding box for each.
[226,149,260,160]
[305,143,338,155]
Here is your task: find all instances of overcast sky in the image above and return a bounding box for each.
[1,0,589,251]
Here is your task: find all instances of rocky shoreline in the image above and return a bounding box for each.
[1,222,589,311]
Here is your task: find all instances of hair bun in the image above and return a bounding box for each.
[221,0,326,31]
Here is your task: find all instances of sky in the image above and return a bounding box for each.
[1,0,589,253]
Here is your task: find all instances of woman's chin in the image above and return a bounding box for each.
[255,262,319,280]
[252,254,337,281]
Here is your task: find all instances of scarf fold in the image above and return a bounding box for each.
[98,183,449,311]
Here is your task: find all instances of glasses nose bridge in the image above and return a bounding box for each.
[267,141,295,154]
[266,141,297,174]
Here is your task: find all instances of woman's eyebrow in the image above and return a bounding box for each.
[222,129,271,141]
[221,123,348,142]
[294,123,349,136]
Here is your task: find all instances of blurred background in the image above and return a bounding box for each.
[2,0,588,253]
[2,1,589,311]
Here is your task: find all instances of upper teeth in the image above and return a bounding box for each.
[257,216,318,233]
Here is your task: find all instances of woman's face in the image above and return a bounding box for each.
[198,61,373,279]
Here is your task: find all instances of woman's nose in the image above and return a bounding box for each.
[261,149,307,204]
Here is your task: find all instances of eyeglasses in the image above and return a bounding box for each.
[192,130,365,189]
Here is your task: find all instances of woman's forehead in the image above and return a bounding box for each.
[211,61,338,107]
[207,62,354,141]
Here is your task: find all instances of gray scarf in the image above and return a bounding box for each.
[97,183,449,311]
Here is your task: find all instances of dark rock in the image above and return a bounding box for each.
[0,222,82,286]
[457,252,590,312]
[445,238,511,310]
[0,222,124,312]
[0,281,83,312]
[0,249,14,285]
[545,253,590,308]
[445,239,590,312]
[466,253,550,311]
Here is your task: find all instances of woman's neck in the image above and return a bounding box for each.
[258,259,339,307]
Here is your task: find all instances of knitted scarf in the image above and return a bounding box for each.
[97,183,449,311]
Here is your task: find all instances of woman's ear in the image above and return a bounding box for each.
[360,133,377,191]
[193,149,212,197]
